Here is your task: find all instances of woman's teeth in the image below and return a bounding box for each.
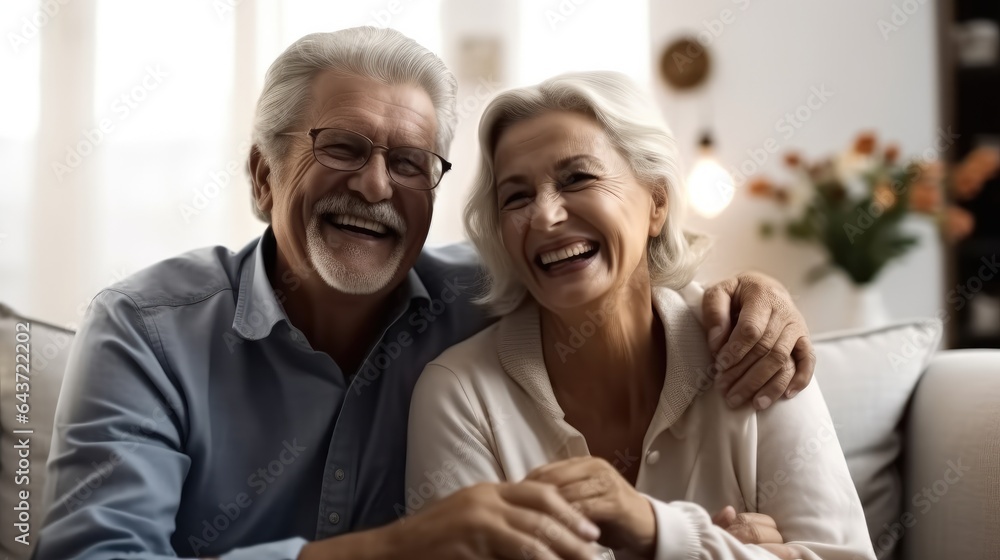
[330,214,389,235]
[539,241,596,266]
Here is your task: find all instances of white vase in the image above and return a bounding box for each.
[843,282,891,329]
[799,272,893,333]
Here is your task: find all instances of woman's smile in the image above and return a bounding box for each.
[534,239,601,275]
[493,110,660,311]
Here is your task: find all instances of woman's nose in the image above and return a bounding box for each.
[528,189,567,231]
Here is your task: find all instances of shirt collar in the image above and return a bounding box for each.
[233,227,432,341]
[402,266,431,304]
[495,287,712,432]
[233,227,288,340]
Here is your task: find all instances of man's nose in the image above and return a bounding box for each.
[346,151,393,203]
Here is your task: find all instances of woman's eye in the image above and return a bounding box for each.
[502,192,528,207]
[564,173,595,186]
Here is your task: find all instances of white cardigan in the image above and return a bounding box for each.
[405,287,876,560]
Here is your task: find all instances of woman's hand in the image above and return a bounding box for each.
[703,272,816,410]
[525,457,656,557]
[712,506,800,559]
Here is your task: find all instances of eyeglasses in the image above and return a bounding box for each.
[278,127,452,191]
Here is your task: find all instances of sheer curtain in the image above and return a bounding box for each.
[2,0,648,327]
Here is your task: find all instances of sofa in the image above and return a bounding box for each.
[1,302,998,560]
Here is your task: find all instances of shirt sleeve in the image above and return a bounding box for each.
[405,364,504,512]
[33,290,308,560]
[642,380,876,560]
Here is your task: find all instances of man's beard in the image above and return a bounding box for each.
[305,193,408,295]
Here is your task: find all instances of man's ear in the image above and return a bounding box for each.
[648,180,669,237]
[248,145,274,219]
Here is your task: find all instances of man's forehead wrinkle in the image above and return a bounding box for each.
[311,89,434,122]
[309,94,436,147]
[322,114,436,150]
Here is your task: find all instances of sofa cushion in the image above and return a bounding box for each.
[0,304,75,560]
[901,349,1000,560]
[813,318,942,560]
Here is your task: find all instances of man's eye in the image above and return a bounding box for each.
[321,144,362,158]
[392,157,424,177]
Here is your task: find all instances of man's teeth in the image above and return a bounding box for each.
[331,214,389,235]
[539,241,596,266]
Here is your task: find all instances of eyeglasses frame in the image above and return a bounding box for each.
[276,127,452,191]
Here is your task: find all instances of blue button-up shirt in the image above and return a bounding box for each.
[35,228,494,559]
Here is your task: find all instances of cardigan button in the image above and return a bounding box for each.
[645,450,660,465]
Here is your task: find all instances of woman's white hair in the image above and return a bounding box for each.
[464,71,709,316]
[250,27,457,222]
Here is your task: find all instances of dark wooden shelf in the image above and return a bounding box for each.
[940,0,1000,348]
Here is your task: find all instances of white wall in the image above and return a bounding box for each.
[2,0,942,332]
[650,0,943,332]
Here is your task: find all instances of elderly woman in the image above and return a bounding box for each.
[406,72,874,560]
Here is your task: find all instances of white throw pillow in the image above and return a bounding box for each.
[813,318,942,560]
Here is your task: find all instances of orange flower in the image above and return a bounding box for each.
[853,132,877,155]
[873,180,897,209]
[951,164,985,201]
[951,146,1000,201]
[909,180,941,214]
[784,152,802,167]
[943,206,975,243]
[884,144,900,165]
[748,178,774,197]
[964,146,1000,176]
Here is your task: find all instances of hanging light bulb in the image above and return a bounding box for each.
[686,132,734,218]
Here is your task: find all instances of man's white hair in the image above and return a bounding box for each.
[464,71,710,316]
[250,27,457,222]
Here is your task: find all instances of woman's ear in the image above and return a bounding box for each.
[249,145,274,219]
[649,180,669,237]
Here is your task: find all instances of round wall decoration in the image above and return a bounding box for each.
[659,37,711,90]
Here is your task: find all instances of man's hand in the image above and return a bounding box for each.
[712,506,800,559]
[525,457,656,557]
[703,272,815,410]
[372,482,600,560]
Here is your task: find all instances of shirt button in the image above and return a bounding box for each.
[335,469,346,481]
[645,450,660,465]
[329,512,341,524]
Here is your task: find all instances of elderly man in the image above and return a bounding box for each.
[35,28,814,560]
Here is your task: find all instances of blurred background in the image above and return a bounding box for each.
[1,0,998,345]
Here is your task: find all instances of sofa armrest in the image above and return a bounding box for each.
[901,349,1000,560]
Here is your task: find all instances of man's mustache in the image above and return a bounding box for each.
[313,194,407,236]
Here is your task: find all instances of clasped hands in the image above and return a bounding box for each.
[525,456,799,559]
[393,458,799,560]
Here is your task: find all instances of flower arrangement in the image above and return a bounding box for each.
[749,132,1000,285]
